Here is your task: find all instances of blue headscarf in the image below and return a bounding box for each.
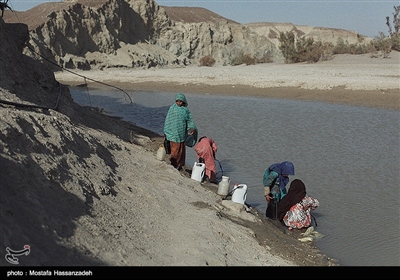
[268,161,295,191]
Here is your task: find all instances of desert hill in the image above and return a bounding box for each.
[3,0,369,70]
[162,6,239,24]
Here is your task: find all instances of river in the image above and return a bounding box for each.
[70,87,400,266]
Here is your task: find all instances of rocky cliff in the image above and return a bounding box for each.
[3,0,370,70]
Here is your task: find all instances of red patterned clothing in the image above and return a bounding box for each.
[282,195,319,229]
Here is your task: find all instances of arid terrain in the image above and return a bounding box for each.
[55,51,400,110]
[3,0,369,70]
[1,18,347,268]
[1,0,399,270]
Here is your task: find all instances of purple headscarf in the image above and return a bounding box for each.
[268,161,295,191]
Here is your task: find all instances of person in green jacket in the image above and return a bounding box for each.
[163,93,197,170]
[263,161,295,219]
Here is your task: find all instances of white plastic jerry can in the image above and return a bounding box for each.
[191,162,205,182]
[231,184,248,205]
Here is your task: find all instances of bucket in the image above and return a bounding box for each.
[231,184,248,205]
[185,134,196,147]
[191,162,205,182]
[218,176,230,196]
[156,145,166,161]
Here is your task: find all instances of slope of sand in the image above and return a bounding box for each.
[55,52,400,110]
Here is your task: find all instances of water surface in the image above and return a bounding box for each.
[70,87,400,266]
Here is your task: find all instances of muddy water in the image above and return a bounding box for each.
[70,88,400,266]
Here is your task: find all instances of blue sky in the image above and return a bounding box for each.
[7,0,399,38]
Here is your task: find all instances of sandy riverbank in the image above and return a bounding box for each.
[55,52,400,110]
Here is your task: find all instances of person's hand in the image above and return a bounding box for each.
[265,195,272,202]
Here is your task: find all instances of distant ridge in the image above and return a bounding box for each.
[162,6,239,24]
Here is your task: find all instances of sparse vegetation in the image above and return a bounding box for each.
[241,54,257,65]
[278,31,297,63]
[385,5,400,51]
[374,32,393,58]
[258,48,275,63]
[230,51,243,65]
[231,51,252,66]
[293,37,323,63]
[278,31,381,64]
[372,5,400,57]
[230,47,275,66]
[199,55,216,67]
[273,5,400,64]
[278,31,332,63]
[333,37,375,55]
[217,5,400,65]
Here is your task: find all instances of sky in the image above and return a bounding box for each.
[6,0,399,38]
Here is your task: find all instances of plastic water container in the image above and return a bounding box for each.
[218,176,230,196]
[231,184,248,205]
[191,162,205,182]
[156,145,166,161]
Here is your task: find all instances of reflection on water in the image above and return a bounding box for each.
[70,87,400,266]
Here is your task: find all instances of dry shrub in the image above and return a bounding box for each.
[231,52,257,65]
[199,55,216,67]
[242,54,257,65]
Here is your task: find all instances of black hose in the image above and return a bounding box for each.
[215,158,224,177]
[222,184,243,200]
[24,44,133,104]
